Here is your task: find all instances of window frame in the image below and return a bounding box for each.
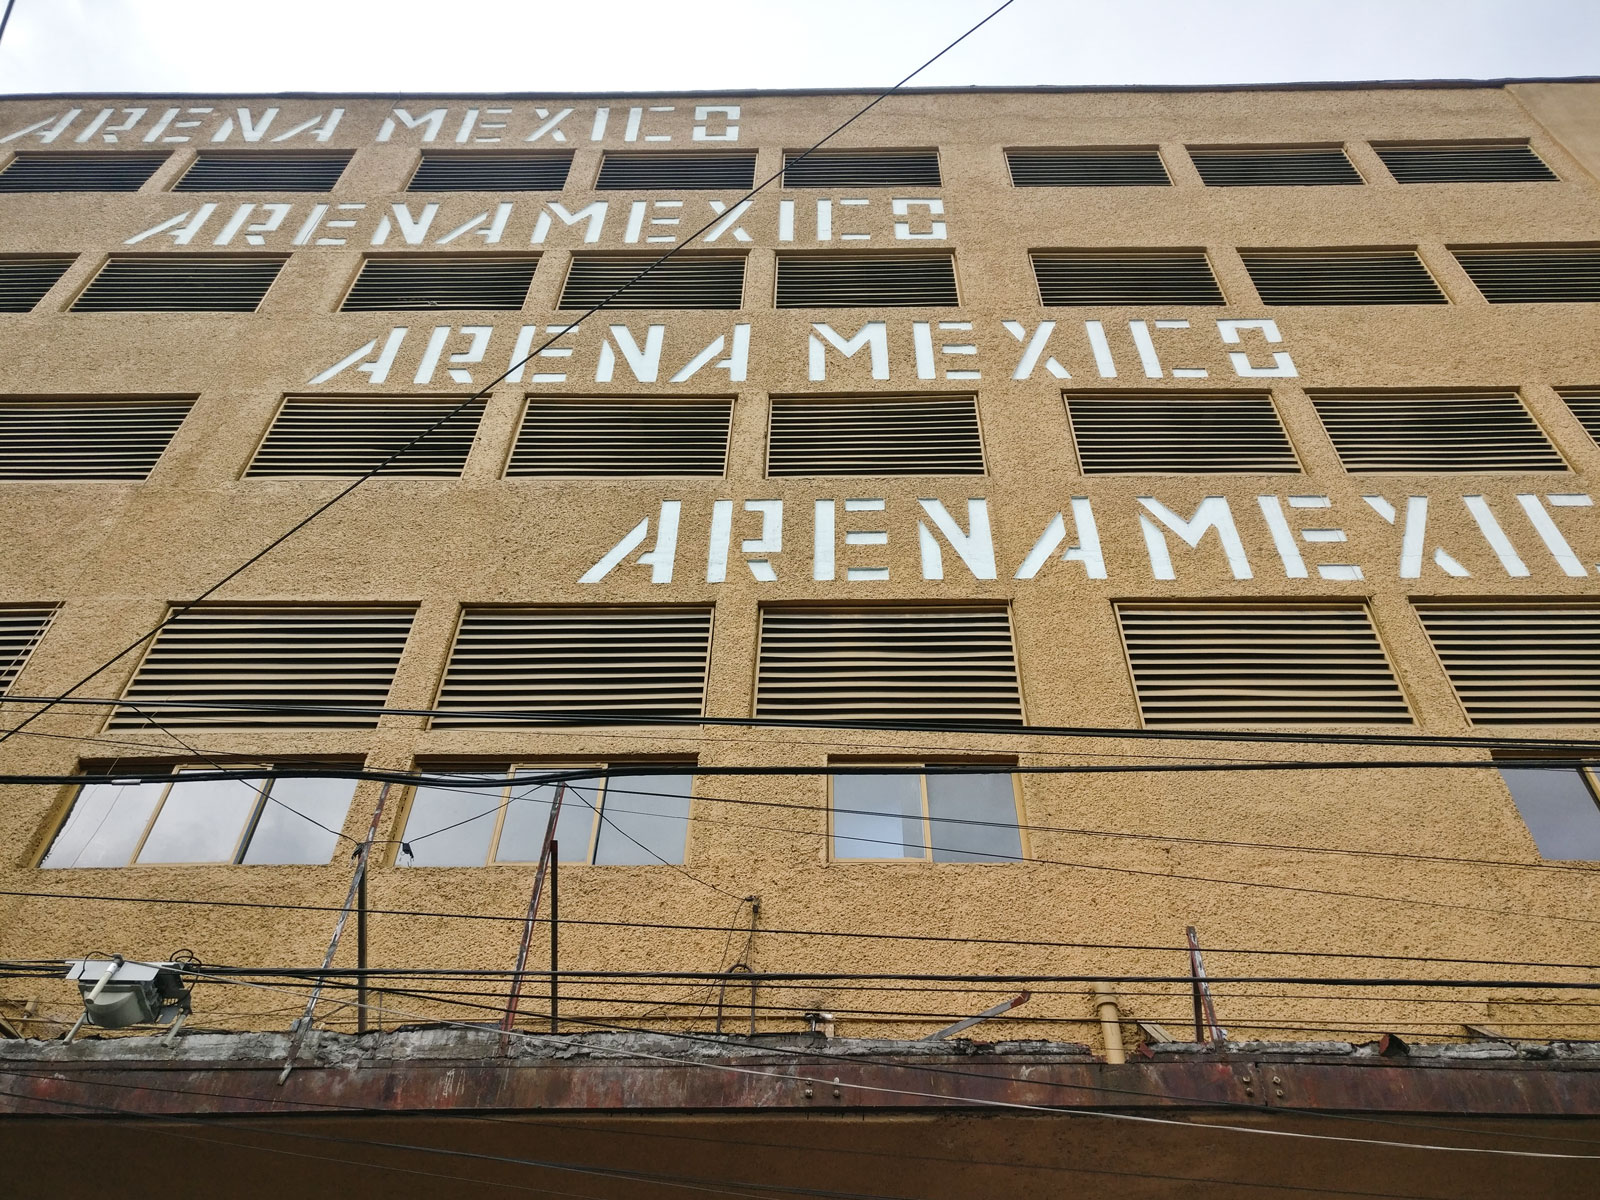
[1495,761,1600,862]
[38,765,360,868]
[394,762,697,868]
[826,764,1027,864]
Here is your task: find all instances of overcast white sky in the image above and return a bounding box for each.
[0,0,1595,95]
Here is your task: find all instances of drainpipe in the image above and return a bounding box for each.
[1094,982,1126,1064]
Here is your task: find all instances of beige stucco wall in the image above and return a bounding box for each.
[0,83,1598,1049]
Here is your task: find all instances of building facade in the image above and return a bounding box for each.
[1,81,1600,1195]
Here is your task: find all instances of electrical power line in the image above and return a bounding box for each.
[0,0,1020,753]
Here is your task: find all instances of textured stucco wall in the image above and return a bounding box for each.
[0,84,1597,1050]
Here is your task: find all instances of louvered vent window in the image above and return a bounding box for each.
[0,397,192,479]
[0,605,57,694]
[1067,393,1297,474]
[0,257,73,312]
[1032,251,1223,305]
[1006,148,1170,187]
[1453,247,1600,303]
[1415,605,1600,724]
[755,608,1023,724]
[1190,147,1364,186]
[434,607,713,725]
[110,606,416,728]
[1240,249,1446,305]
[409,153,573,191]
[776,254,959,307]
[0,152,166,192]
[173,153,352,192]
[768,396,984,476]
[246,397,484,477]
[1118,605,1410,727]
[1309,391,1563,472]
[341,256,537,311]
[560,255,744,309]
[597,153,756,190]
[782,150,941,187]
[1375,143,1557,184]
[1559,388,1600,445]
[72,257,284,313]
[508,400,730,477]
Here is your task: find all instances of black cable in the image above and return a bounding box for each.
[0,0,16,52]
[6,888,1598,971]
[12,692,1600,754]
[0,1,1020,755]
[0,1079,1461,1200]
[16,753,1600,881]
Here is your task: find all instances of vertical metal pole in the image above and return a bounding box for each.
[1186,925,1226,1045]
[280,782,390,1083]
[549,840,559,1034]
[356,864,369,1034]
[503,783,566,1040]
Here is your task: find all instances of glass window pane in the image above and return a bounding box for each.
[398,776,503,866]
[242,776,357,865]
[497,773,595,863]
[593,773,692,865]
[40,780,167,868]
[927,772,1024,863]
[832,773,924,859]
[1499,767,1600,861]
[136,776,261,864]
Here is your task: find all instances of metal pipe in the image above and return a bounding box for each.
[1094,982,1126,1065]
[356,864,368,1034]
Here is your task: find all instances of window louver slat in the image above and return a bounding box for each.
[434,607,712,725]
[111,606,416,728]
[559,256,744,309]
[596,153,756,190]
[768,396,984,475]
[1241,250,1446,305]
[1453,247,1600,303]
[0,152,167,191]
[174,153,352,191]
[72,257,285,312]
[755,608,1023,724]
[409,153,573,191]
[775,255,959,307]
[0,604,58,694]
[1006,149,1170,187]
[1375,144,1557,184]
[1119,605,1409,727]
[1032,251,1223,305]
[0,258,73,312]
[509,401,730,476]
[1415,605,1600,724]
[0,398,191,478]
[782,151,941,187]
[341,257,537,311]
[1559,388,1600,446]
[247,398,484,476]
[1067,394,1297,473]
[1190,148,1363,186]
[1309,391,1564,472]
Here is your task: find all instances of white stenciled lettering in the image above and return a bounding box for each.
[1003,320,1070,380]
[1138,496,1252,580]
[809,321,889,381]
[1218,319,1297,378]
[692,105,740,142]
[918,499,996,581]
[1364,496,1469,578]
[308,328,409,386]
[581,501,681,584]
[596,325,665,383]
[530,201,608,244]
[377,108,447,143]
[123,205,218,245]
[892,198,946,240]
[1015,500,1105,580]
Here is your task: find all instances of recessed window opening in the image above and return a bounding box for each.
[396,766,693,866]
[830,767,1024,862]
[39,767,358,868]
[1496,764,1600,861]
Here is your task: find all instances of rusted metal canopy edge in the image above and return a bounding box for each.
[4,1052,1600,1118]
